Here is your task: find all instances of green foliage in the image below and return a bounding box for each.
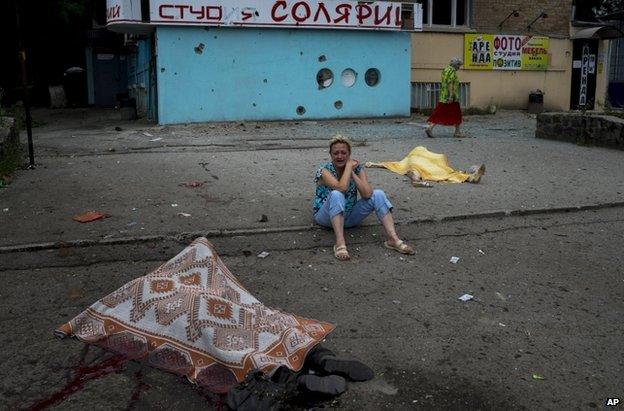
[0,106,45,130]
[58,0,88,24]
[0,138,23,185]
[593,0,624,17]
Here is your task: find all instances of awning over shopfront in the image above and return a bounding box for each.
[571,25,624,39]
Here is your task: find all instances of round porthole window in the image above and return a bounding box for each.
[341,69,356,87]
[316,68,334,89]
[365,68,380,87]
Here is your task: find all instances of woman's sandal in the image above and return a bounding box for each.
[425,127,434,138]
[333,245,350,261]
[453,132,467,138]
[383,240,415,255]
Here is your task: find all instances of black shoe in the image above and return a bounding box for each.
[320,356,375,382]
[297,374,347,397]
[305,345,375,382]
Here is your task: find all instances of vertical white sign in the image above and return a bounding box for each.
[413,3,423,31]
[579,44,589,106]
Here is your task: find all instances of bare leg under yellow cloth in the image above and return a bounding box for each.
[365,146,485,185]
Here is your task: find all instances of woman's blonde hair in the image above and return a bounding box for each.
[329,134,352,153]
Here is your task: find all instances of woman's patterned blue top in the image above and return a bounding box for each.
[313,162,363,215]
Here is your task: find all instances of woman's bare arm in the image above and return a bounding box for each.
[351,167,373,199]
[319,161,355,192]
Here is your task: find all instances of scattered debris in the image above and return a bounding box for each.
[180,181,204,188]
[66,287,85,301]
[171,204,178,207]
[142,132,153,137]
[478,249,485,255]
[532,373,545,380]
[498,322,507,327]
[149,137,162,142]
[2,208,8,212]
[258,214,268,223]
[114,126,122,131]
[450,256,460,264]
[495,292,507,302]
[257,251,270,259]
[126,221,138,227]
[177,212,191,217]
[458,294,474,302]
[72,211,111,223]
[322,287,329,292]
[242,250,252,257]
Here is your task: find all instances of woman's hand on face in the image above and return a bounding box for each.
[348,159,359,169]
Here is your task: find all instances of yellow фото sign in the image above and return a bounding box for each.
[464,34,549,71]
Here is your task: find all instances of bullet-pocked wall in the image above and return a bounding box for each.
[156,26,410,124]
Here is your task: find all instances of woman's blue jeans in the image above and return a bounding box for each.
[314,189,393,228]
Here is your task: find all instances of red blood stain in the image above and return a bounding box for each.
[27,347,128,411]
[126,370,150,410]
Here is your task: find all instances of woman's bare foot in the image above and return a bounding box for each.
[467,164,485,183]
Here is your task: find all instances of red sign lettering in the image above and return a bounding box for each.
[334,4,351,24]
[313,2,331,23]
[271,0,288,22]
[355,4,372,24]
[292,1,311,22]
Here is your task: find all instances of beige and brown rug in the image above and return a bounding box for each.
[56,237,334,393]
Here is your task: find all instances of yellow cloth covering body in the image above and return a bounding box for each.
[378,146,470,183]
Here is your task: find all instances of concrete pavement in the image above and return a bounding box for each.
[1,109,624,250]
[0,108,623,410]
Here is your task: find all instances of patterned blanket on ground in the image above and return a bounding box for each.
[55,237,334,393]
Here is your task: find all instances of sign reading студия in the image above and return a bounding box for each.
[464,34,549,70]
[107,0,423,31]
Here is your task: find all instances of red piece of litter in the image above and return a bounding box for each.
[72,211,111,223]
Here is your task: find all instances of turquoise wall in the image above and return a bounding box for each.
[156,26,410,124]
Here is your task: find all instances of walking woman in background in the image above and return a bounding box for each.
[425,57,466,138]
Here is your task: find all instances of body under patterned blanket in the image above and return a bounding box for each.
[55,237,334,393]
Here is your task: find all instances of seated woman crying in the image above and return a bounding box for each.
[313,135,415,261]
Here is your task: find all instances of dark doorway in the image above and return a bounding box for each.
[92,51,127,107]
[570,39,598,110]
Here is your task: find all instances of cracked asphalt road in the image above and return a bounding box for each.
[0,109,622,409]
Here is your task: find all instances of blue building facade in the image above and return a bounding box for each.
[155,26,411,124]
[105,0,419,124]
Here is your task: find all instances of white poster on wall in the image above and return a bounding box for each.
[150,0,406,30]
[106,0,142,23]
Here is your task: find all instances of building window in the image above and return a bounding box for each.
[415,0,470,27]
[411,82,470,109]
[365,69,380,86]
[316,69,334,89]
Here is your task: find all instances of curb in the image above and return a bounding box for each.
[2,201,624,254]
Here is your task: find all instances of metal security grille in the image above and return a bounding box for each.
[609,38,624,82]
[411,82,470,109]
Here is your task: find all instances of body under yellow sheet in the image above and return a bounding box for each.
[378,146,470,183]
